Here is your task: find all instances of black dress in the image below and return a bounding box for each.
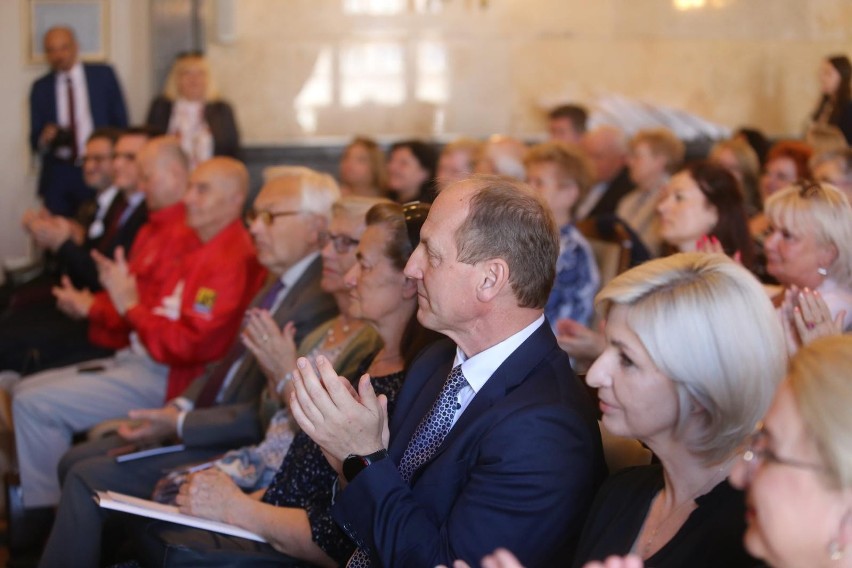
[573,465,761,568]
[135,370,406,567]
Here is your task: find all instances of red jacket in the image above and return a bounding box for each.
[125,219,266,399]
[88,203,200,350]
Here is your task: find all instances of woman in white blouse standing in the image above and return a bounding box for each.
[146,52,240,168]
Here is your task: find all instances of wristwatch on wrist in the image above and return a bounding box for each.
[342,449,389,482]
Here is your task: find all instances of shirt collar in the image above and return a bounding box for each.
[279,251,320,292]
[453,314,545,395]
[62,61,85,83]
[126,190,146,208]
[96,186,120,214]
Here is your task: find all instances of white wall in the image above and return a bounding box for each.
[3,0,852,265]
[206,0,852,144]
[0,0,152,267]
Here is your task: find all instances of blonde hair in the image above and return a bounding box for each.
[163,54,218,101]
[596,253,787,464]
[524,141,595,193]
[630,128,686,174]
[788,335,852,489]
[764,182,852,285]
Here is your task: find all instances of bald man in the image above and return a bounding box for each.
[39,168,342,568]
[30,26,128,216]
[12,145,266,511]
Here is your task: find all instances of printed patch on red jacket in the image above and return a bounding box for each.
[193,287,217,316]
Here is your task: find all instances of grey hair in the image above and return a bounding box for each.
[596,253,787,464]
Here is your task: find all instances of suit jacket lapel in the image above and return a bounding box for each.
[271,256,322,327]
[388,341,455,463]
[46,73,58,124]
[84,64,101,122]
[408,323,558,477]
[222,257,324,398]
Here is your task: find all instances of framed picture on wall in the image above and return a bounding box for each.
[27,0,109,64]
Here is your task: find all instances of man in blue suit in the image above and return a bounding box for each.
[292,174,606,567]
[29,26,128,217]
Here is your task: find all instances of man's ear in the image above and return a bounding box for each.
[475,258,509,303]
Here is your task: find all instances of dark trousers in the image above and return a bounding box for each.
[39,435,224,568]
[136,523,308,568]
[0,300,113,375]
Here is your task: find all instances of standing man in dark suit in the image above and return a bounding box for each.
[30,26,128,217]
[37,168,340,568]
[291,175,606,567]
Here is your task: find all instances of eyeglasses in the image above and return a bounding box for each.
[402,201,430,249]
[740,422,825,479]
[320,232,360,254]
[245,209,302,226]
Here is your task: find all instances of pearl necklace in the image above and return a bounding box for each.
[325,319,352,346]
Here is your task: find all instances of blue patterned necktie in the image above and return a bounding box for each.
[347,365,468,567]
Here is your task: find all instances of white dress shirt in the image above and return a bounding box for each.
[55,62,93,155]
[450,315,545,428]
[87,186,120,239]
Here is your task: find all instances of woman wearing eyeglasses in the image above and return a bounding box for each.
[581,335,852,568]
[762,182,852,347]
[571,253,787,567]
[441,254,786,568]
[135,202,437,567]
[728,335,852,568]
[147,196,388,497]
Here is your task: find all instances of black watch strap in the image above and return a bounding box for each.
[343,449,389,482]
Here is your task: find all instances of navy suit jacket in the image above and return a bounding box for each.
[57,196,148,291]
[333,321,606,567]
[30,63,128,215]
[29,63,128,151]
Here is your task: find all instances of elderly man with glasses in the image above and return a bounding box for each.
[13,139,269,528]
[36,166,341,567]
